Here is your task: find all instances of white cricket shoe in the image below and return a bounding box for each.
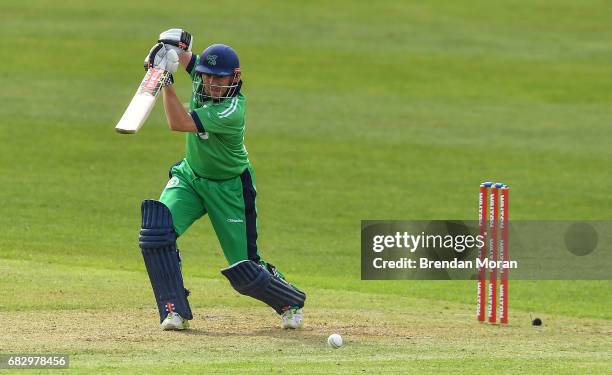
[161,312,190,331]
[281,307,303,329]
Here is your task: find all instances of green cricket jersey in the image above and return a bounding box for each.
[185,55,249,180]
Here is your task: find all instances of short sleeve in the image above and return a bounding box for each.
[189,96,244,135]
[187,54,197,77]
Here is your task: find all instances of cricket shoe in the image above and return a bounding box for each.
[161,312,190,331]
[281,307,303,329]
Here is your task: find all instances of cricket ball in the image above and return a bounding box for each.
[327,333,343,349]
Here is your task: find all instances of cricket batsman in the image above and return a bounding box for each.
[138,29,306,330]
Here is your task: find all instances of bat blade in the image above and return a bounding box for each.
[115,67,169,134]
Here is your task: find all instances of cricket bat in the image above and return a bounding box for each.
[115,67,170,134]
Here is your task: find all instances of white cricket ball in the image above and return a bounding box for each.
[327,333,343,349]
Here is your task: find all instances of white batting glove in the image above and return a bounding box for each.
[164,48,179,74]
[158,28,192,56]
[143,42,164,70]
[143,43,178,73]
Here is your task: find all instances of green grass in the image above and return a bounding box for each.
[1,0,611,373]
[3,259,611,374]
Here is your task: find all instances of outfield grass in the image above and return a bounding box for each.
[1,0,611,373]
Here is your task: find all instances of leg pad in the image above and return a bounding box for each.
[140,200,193,322]
[221,260,306,314]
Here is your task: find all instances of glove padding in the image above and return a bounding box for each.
[158,28,192,56]
[143,43,179,74]
[164,48,179,74]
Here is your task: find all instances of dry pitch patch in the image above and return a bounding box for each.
[3,303,611,373]
[1,259,611,372]
[1,261,611,372]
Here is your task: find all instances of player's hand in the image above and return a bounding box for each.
[143,42,164,70]
[165,48,179,74]
[158,28,192,56]
[161,49,179,87]
[143,43,178,73]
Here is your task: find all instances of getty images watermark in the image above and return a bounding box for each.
[371,231,517,270]
[361,221,612,280]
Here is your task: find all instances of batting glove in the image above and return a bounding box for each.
[161,48,179,87]
[143,42,164,70]
[164,48,179,74]
[158,28,192,56]
[143,43,179,73]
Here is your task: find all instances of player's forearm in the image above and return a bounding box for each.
[162,86,197,132]
[179,52,193,69]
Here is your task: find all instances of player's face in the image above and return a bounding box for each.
[203,74,233,99]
